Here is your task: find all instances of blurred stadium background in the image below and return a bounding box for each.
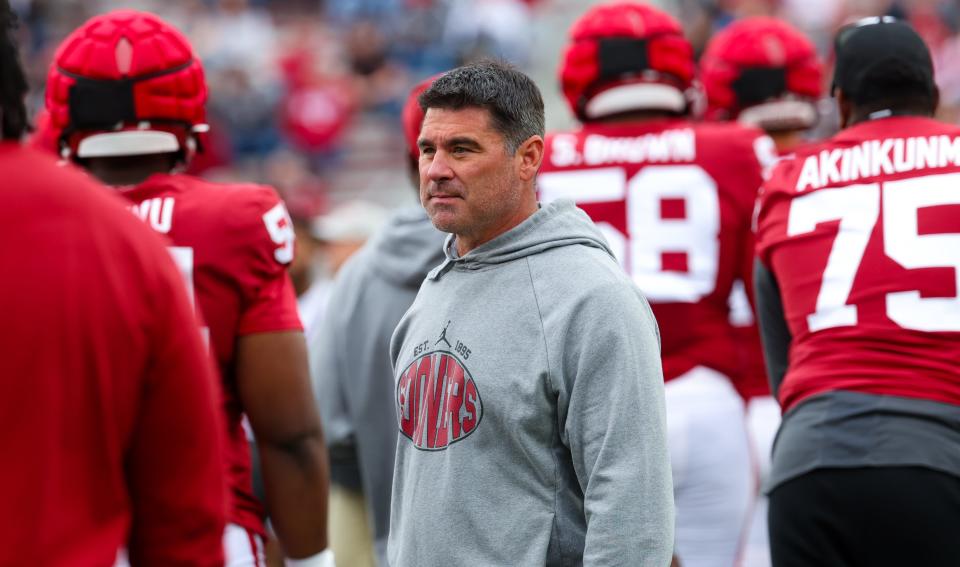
[12,0,960,218]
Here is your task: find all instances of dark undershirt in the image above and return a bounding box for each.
[751,260,960,492]
[753,260,791,399]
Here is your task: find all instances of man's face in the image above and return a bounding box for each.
[417,107,522,240]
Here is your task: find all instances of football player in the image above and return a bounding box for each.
[700,17,823,156]
[0,2,225,564]
[44,11,332,567]
[755,17,960,566]
[699,17,824,567]
[539,3,774,566]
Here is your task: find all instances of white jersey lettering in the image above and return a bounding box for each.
[796,135,960,191]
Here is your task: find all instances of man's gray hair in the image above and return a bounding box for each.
[418,59,545,153]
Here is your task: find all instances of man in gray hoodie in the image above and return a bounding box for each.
[389,60,674,566]
[310,77,447,566]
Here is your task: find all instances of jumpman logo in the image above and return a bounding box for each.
[436,320,452,348]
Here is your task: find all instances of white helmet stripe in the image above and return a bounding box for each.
[584,83,687,119]
[76,130,180,158]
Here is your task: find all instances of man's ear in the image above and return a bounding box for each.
[516,135,544,182]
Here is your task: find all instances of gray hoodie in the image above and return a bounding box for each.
[389,200,674,567]
[310,206,447,564]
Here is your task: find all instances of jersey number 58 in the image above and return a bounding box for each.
[539,165,721,303]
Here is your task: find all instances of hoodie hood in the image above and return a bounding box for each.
[368,206,448,287]
[428,199,614,280]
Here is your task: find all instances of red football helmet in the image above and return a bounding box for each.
[46,10,208,162]
[700,17,823,131]
[401,74,440,162]
[559,2,696,121]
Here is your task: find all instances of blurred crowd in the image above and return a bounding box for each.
[10,0,960,232]
[11,0,542,221]
[9,1,960,565]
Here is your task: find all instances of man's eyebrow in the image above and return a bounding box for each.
[445,137,482,149]
[418,136,483,150]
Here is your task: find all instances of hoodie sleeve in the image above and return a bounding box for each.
[308,274,357,481]
[557,282,674,566]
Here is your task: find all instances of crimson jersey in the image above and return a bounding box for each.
[729,147,805,401]
[0,145,225,566]
[756,116,960,412]
[540,119,772,382]
[122,173,302,536]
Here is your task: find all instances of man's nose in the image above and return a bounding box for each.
[423,151,455,183]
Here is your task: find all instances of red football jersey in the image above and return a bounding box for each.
[122,173,302,535]
[756,116,960,412]
[0,144,225,566]
[728,147,804,401]
[540,119,772,382]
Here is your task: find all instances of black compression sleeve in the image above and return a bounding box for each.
[754,259,792,400]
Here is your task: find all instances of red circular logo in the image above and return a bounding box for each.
[396,352,483,450]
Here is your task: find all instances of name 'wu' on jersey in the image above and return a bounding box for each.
[756,116,960,412]
[122,173,302,536]
[539,120,773,383]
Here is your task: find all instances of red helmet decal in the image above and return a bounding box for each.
[115,37,134,75]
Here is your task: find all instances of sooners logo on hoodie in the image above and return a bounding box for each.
[396,351,482,450]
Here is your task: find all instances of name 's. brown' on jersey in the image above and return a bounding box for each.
[540,119,773,387]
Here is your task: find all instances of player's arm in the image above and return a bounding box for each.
[754,259,792,399]
[238,330,331,560]
[238,191,332,563]
[561,284,674,565]
[127,243,227,567]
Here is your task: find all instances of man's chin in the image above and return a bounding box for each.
[426,207,462,234]
[428,216,459,234]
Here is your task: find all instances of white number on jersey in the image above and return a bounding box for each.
[539,165,721,303]
[786,171,960,332]
[787,183,879,331]
[168,246,210,344]
[168,246,196,308]
[262,203,296,264]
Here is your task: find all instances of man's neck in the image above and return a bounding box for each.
[455,199,539,256]
[768,130,805,154]
[846,108,930,128]
[86,154,177,187]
